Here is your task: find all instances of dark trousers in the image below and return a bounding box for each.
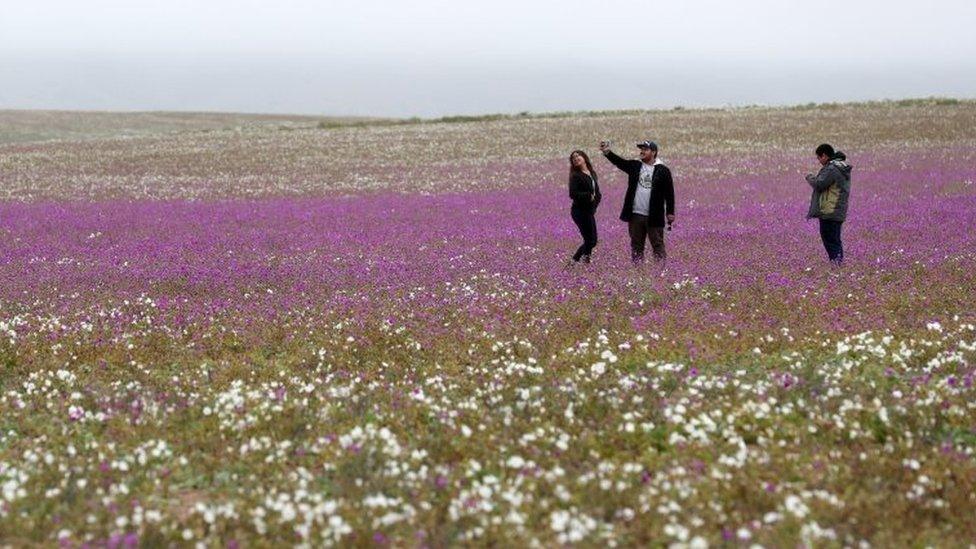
[571,206,598,262]
[629,214,665,262]
[819,219,844,262]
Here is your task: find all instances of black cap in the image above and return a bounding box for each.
[636,140,658,151]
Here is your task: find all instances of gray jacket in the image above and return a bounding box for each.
[806,158,852,222]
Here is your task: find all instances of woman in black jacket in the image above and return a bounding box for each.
[568,150,601,264]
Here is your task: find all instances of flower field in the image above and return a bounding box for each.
[1,100,975,546]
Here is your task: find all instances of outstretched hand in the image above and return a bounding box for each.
[599,141,610,154]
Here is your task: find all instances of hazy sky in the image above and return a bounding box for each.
[2,0,975,116]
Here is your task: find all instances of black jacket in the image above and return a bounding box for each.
[569,171,601,211]
[603,151,675,226]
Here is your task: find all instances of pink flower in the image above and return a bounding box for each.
[68,405,84,421]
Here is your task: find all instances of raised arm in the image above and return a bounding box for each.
[602,150,634,172]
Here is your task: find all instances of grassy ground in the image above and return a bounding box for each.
[1,99,975,546]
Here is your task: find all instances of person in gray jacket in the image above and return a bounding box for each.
[806,143,852,263]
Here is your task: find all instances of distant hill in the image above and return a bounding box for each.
[0,110,384,144]
[3,98,971,145]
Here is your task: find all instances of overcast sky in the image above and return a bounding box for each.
[2,0,975,116]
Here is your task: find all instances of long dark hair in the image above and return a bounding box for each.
[569,150,597,179]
